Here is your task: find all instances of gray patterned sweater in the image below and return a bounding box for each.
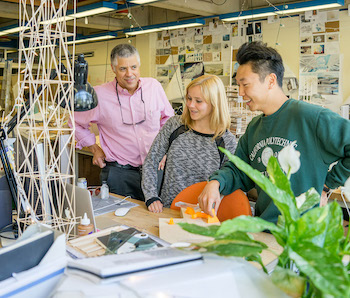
[142,115,237,207]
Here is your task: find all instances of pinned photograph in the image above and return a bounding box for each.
[300,14,311,23]
[223,34,230,41]
[182,62,204,79]
[246,23,254,35]
[300,36,312,44]
[300,46,312,55]
[204,63,223,76]
[313,44,325,55]
[254,22,262,34]
[157,66,169,77]
[326,33,339,42]
[211,43,221,52]
[195,27,203,35]
[313,35,325,43]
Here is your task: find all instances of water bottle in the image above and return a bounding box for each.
[100,181,109,199]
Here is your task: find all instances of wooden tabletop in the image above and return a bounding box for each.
[95,195,181,236]
[94,194,282,269]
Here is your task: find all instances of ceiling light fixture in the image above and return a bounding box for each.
[124,18,205,36]
[69,1,119,19]
[0,25,27,37]
[66,33,118,45]
[220,0,344,22]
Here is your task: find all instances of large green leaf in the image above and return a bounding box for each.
[197,238,267,257]
[289,243,350,297]
[217,215,282,234]
[297,188,320,214]
[178,223,220,237]
[270,266,306,298]
[289,202,344,253]
[266,156,295,201]
[220,147,299,224]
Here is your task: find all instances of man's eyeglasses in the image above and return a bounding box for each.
[116,82,146,125]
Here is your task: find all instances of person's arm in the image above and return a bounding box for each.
[317,109,350,189]
[198,180,221,217]
[89,144,106,168]
[69,102,106,168]
[142,116,177,212]
[198,132,254,215]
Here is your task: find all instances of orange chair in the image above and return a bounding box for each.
[170,181,252,222]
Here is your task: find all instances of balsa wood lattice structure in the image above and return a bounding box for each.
[12,0,77,235]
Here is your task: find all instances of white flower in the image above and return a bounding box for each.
[344,177,350,200]
[278,141,301,178]
[296,193,306,209]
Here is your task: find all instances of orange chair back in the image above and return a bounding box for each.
[170,181,252,222]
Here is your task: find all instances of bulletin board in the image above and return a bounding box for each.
[154,20,264,101]
[298,9,341,108]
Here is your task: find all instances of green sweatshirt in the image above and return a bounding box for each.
[210,99,350,223]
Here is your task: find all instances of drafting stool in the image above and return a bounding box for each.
[170,181,252,222]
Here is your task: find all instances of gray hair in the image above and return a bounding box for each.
[110,44,141,67]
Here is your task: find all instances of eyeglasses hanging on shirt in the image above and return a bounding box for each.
[116,82,146,125]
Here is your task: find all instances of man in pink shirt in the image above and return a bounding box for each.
[72,44,174,200]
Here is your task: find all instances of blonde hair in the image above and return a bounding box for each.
[181,74,231,139]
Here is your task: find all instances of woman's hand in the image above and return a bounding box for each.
[158,155,167,170]
[148,200,163,213]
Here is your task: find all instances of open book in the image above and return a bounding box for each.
[68,247,202,282]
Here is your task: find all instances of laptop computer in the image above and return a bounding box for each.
[65,183,97,233]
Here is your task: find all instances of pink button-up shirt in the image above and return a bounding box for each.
[73,78,174,167]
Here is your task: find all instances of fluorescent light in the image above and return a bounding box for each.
[220,0,344,22]
[66,35,116,45]
[40,2,118,25]
[41,16,74,25]
[68,1,118,18]
[125,18,205,36]
[0,25,27,37]
[277,2,343,15]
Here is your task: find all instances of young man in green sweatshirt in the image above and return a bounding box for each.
[199,41,350,224]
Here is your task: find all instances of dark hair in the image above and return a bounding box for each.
[110,44,140,66]
[236,42,284,88]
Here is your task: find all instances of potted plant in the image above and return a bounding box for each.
[179,144,350,297]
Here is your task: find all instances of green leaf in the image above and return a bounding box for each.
[298,188,320,214]
[277,249,290,268]
[289,243,350,297]
[220,147,299,224]
[197,238,267,257]
[290,202,344,253]
[270,266,306,298]
[215,230,253,241]
[246,254,268,273]
[266,156,295,200]
[178,223,220,237]
[217,215,282,234]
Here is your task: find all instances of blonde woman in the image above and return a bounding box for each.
[142,74,237,213]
